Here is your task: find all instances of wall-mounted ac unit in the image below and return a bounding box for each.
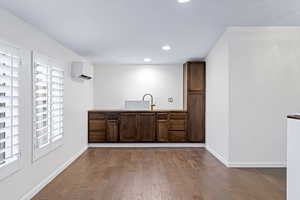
[71,61,92,80]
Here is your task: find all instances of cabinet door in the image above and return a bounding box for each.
[138,113,156,141]
[157,120,169,142]
[188,93,205,142]
[88,119,107,142]
[120,113,138,142]
[107,120,118,142]
[187,62,205,92]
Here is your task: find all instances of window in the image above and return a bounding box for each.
[32,52,64,161]
[0,41,21,180]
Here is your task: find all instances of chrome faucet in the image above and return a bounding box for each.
[142,94,156,111]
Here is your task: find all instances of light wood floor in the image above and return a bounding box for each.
[33,148,286,200]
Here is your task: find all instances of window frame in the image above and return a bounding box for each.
[32,52,64,162]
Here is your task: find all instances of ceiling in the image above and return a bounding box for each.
[0,0,300,64]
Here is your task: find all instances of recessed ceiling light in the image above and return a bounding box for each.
[144,58,151,62]
[177,0,191,3]
[162,45,171,51]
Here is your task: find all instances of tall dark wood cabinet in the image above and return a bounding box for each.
[184,62,206,142]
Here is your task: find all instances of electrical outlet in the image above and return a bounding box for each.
[168,97,173,103]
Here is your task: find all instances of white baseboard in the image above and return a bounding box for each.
[205,145,286,168]
[88,143,206,148]
[205,145,229,167]
[227,162,287,168]
[20,146,88,200]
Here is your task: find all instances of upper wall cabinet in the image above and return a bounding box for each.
[185,62,205,93]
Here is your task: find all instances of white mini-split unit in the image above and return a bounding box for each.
[71,61,92,80]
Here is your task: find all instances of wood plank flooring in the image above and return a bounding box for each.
[33,148,286,200]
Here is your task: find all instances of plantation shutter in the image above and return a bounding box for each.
[0,41,21,180]
[32,53,64,161]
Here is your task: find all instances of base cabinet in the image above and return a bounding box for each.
[88,119,106,142]
[120,113,138,142]
[156,113,188,142]
[157,120,169,142]
[107,120,118,142]
[168,113,187,142]
[88,111,188,143]
[138,113,156,141]
[120,113,156,142]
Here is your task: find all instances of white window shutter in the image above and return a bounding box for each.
[32,52,64,161]
[0,41,21,180]
[51,67,64,143]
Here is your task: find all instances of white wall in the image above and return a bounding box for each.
[206,27,300,167]
[206,34,230,164]
[0,8,93,200]
[228,27,300,166]
[287,118,300,200]
[93,64,183,110]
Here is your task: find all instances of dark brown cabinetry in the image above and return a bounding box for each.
[157,120,169,142]
[157,113,169,142]
[187,63,205,92]
[156,112,187,142]
[107,120,118,142]
[88,112,119,143]
[88,111,187,143]
[184,61,206,142]
[168,113,187,142]
[88,113,106,142]
[138,113,156,141]
[119,113,156,142]
[120,113,138,142]
[188,93,205,142]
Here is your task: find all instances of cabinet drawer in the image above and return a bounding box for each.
[89,131,106,142]
[169,113,187,120]
[169,119,186,131]
[89,120,106,131]
[169,131,187,142]
[89,113,105,120]
[106,113,119,120]
[157,113,169,120]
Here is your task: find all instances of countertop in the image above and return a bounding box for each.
[287,115,300,120]
[89,110,187,113]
